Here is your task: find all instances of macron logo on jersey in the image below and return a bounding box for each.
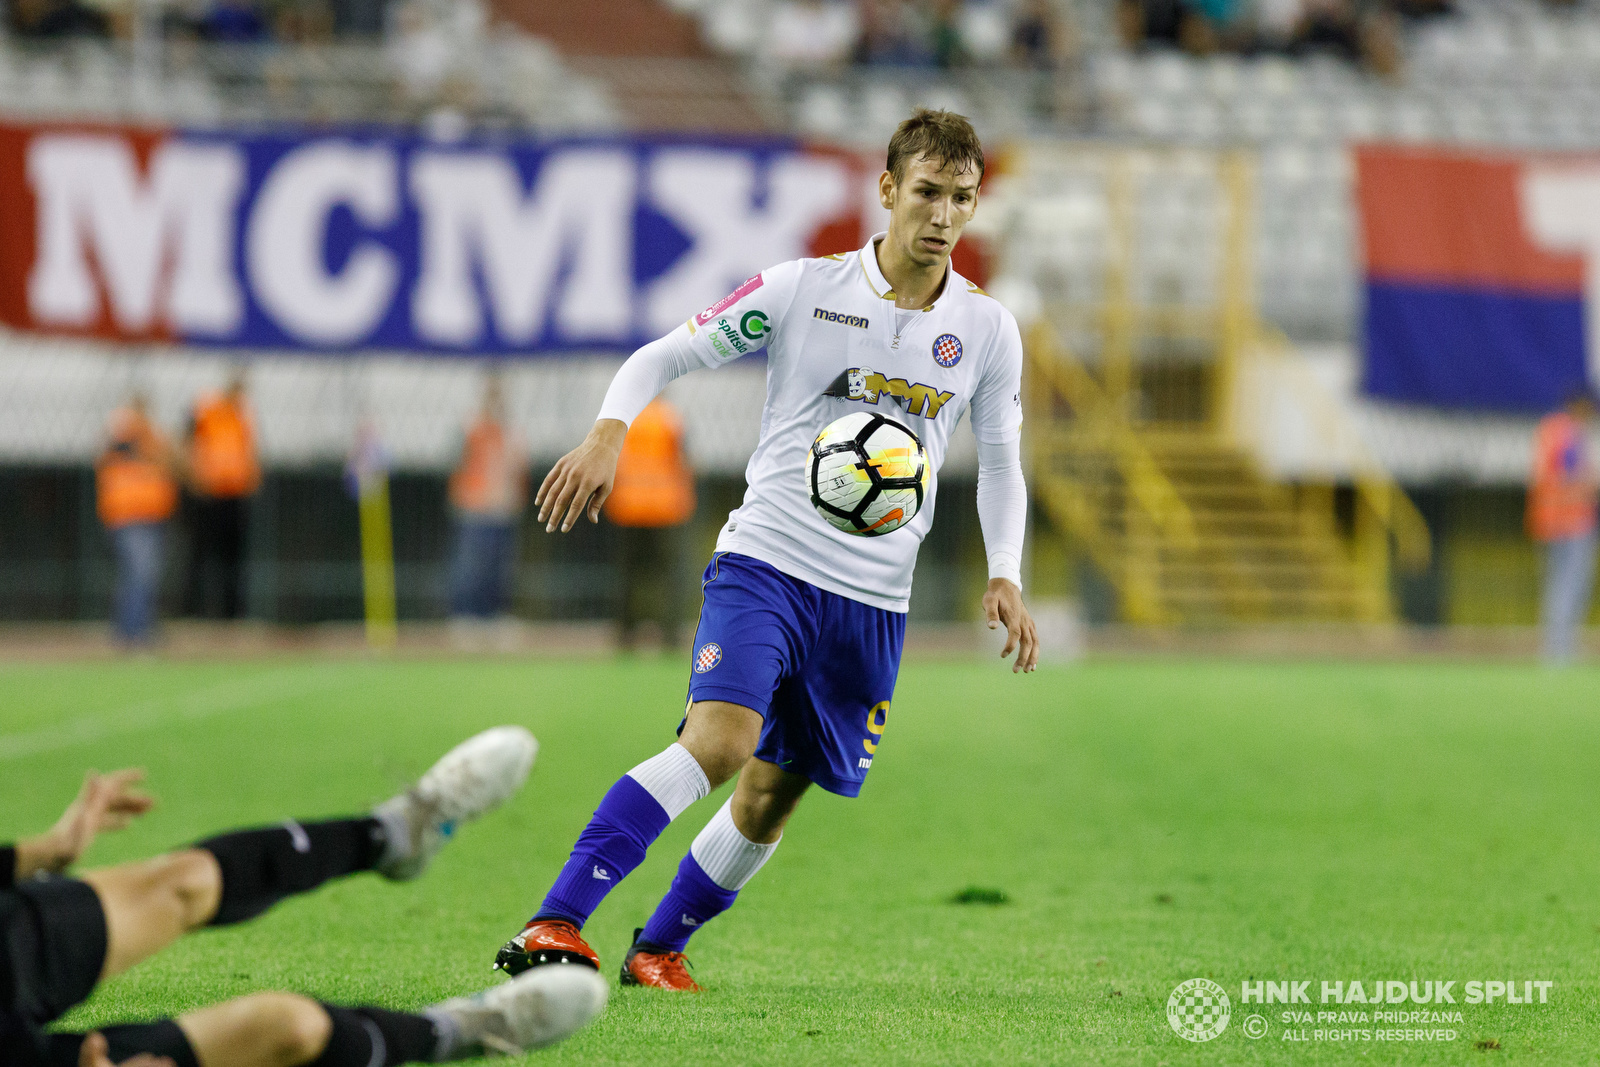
[813,307,869,329]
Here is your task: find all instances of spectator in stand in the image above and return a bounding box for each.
[196,0,270,41]
[447,373,528,623]
[855,0,936,66]
[1117,0,1207,52]
[1527,390,1598,665]
[97,395,180,648]
[7,0,110,37]
[769,0,860,71]
[605,398,695,652]
[928,0,969,67]
[1010,0,1075,69]
[183,370,260,621]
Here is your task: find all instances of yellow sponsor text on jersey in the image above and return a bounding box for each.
[860,372,954,419]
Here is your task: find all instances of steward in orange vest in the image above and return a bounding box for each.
[605,399,695,529]
[98,397,178,644]
[1530,392,1598,665]
[97,402,178,530]
[606,399,695,649]
[1528,406,1597,543]
[450,416,528,520]
[183,374,258,619]
[188,383,260,500]
[448,378,529,619]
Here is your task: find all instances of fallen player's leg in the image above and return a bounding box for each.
[77,726,535,982]
[48,967,608,1066]
[4,727,563,1066]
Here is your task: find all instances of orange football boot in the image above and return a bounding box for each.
[620,928,703,992]
[493,919,600,975]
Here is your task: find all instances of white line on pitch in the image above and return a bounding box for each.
[0,667,350,762]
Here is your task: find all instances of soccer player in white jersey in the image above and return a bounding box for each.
[494,109,1037,991]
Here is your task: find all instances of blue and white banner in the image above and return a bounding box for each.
[0,121,954,355]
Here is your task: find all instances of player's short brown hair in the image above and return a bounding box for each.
[885,109,985,187]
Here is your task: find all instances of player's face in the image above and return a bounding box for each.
[880,155,980,270]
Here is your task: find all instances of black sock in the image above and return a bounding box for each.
[309,1005,442,1067]
[197,817,387,926]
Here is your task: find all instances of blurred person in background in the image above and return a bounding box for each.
[1117,0,1207,52]
[195,0,269,41]
[1527,390,1598,665]
[182,369,259,621]
[448,373,528,625]
[6,0,110,37]
[855,0,935,66]
[96,395,179,649]
[605,398,695,652]
[1010,0,1075,68]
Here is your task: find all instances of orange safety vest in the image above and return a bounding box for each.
[449,418,526,518]
[606,400,695,528]
[190,393,260,499]
[1527,412,1598,542]
[97,409,177,528]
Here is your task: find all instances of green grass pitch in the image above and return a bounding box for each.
[3,655,1598,1064]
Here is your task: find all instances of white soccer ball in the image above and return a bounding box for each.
[806,411,930,537]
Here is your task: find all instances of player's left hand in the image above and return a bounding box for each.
[983,578,1038,674]
[26,770,154,876]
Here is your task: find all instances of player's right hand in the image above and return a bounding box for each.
[536,419,628,533]
[25,769,154,876]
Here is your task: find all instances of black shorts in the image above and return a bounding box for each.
[2,879,107,1028]
[1,880,197,1067]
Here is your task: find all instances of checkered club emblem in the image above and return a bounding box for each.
[694,643,722,673]
[1167,978,1230,1042]
[932,333,962,368]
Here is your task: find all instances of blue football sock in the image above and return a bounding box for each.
[639,853,738,952]
[536,744,710,927]
[537,776,668,926]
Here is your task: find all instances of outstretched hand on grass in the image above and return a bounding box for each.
[536,419,629,533]
[984,578,1039,674]
[16,769,154,879]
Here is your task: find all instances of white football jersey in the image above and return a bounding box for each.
[677,233,1024,612]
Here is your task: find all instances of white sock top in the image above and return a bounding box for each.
[691,797,779,891]
[626,742,710,820]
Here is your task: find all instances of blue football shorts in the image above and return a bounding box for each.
[683,552,906,797]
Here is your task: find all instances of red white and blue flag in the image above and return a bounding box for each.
[1357,143,1600,412]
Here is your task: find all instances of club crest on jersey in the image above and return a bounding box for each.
[823,367,955,419]
[694,643,722,673]
[932,333,963,368]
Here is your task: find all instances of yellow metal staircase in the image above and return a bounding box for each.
[1027,321,1430,625]
[1007,144,1429,624]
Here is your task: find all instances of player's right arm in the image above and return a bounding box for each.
[536,262,801,533]
[7,770,153,881]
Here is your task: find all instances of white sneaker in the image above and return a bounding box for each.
[428,966,608,1056]
[374,725,537,880]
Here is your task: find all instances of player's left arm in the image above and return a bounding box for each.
[11,770,154,880]
[970,315,1037,674]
